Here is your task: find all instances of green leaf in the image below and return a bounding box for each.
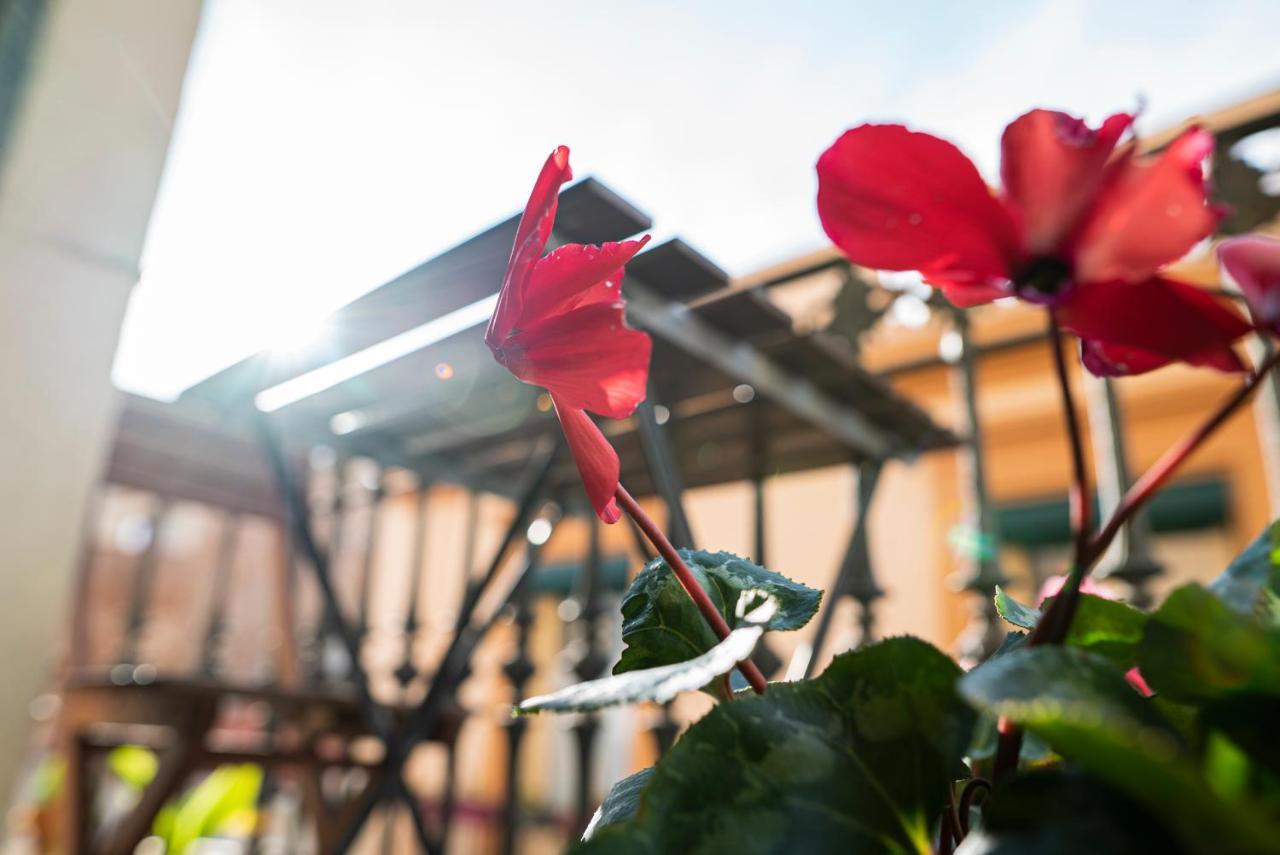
[992,587,1147,668]
[1199,693,1280,780]
[1137,584,1280,701]
[967,633,1053,767]
[1059,595,1147,666]
[991,630,1027,657]
[107,745,158,791]
[1210,522,1280,620]
[33,757,65,806]
[576,637,975,855]
[614,549,821,679]
[1149,695,1201,744]
[994,587,1041,630]
[582,768,653,840]
[955,769,1187,855]
[960,646,1280,853]
[1203,731,1251,802]
[161,764,263,853]
[517,624,764,714]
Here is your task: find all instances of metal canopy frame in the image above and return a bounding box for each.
[183,176,950,496]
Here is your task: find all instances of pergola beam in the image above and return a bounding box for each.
[624,285,898,460]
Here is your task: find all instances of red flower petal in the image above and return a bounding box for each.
[513,301,652,419]
[1057,277,1249,375]
[816,125,1021,291]
[487,146,573,346]
[1079,340,1172,376]
[1072,128,1220,283]
[1218,235,1280,334]
[939,281,1010,308]
[520,237,651,325]
[1000,110,1132,254]
[553,398,622,523]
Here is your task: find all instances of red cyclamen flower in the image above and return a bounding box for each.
[816,110,1250,375]
[486,146,652,523]
[1218,234,1280,336]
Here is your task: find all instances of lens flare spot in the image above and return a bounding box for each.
[527,518,553,545]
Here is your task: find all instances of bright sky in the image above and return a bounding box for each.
[113,0,1280,401]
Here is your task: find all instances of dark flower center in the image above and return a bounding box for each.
[490,334,527,368]
[1014,256,1073,302]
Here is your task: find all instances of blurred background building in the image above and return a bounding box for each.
[2,0,1280,852]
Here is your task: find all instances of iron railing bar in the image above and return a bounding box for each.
[253,413,437,855]
[116,494,171,672]
[499,534,548,855]
[571,514,606,836]
[355,471,385,645]
[395,484,431,690]
[633,394,694,548]
[308,455,348,684]
[334,438,561,851]
[1085,374,1164,607]
[802,459,883,679]
[948,307,1009,663]
[632,393,692,750]
[199,511,241,677]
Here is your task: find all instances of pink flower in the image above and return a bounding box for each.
[1218,234,1280,336]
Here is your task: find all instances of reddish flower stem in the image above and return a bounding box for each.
[996,314,1094,781]
[992,715,1023,786]
[1028,315,1094,647]
[1080,345,1280,573]
[939,784,961,854]
[1035,343,1280,647]
[957,776,991,835]
[994,332,1280,783]
[615,484,769,695]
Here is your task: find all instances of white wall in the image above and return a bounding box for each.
[0,0,203,804]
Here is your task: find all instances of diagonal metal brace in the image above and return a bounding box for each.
[331,438,563,852]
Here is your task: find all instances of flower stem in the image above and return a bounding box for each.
[990,328,1280,782]
[1082,345,1280,571]
[1035,343,1280,647]
[992,715,1022,785]
[995,314,1093,779]
[1028,313,1093,646]
[615,484,769,695]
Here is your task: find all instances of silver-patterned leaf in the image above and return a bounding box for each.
[516,624,765,714]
